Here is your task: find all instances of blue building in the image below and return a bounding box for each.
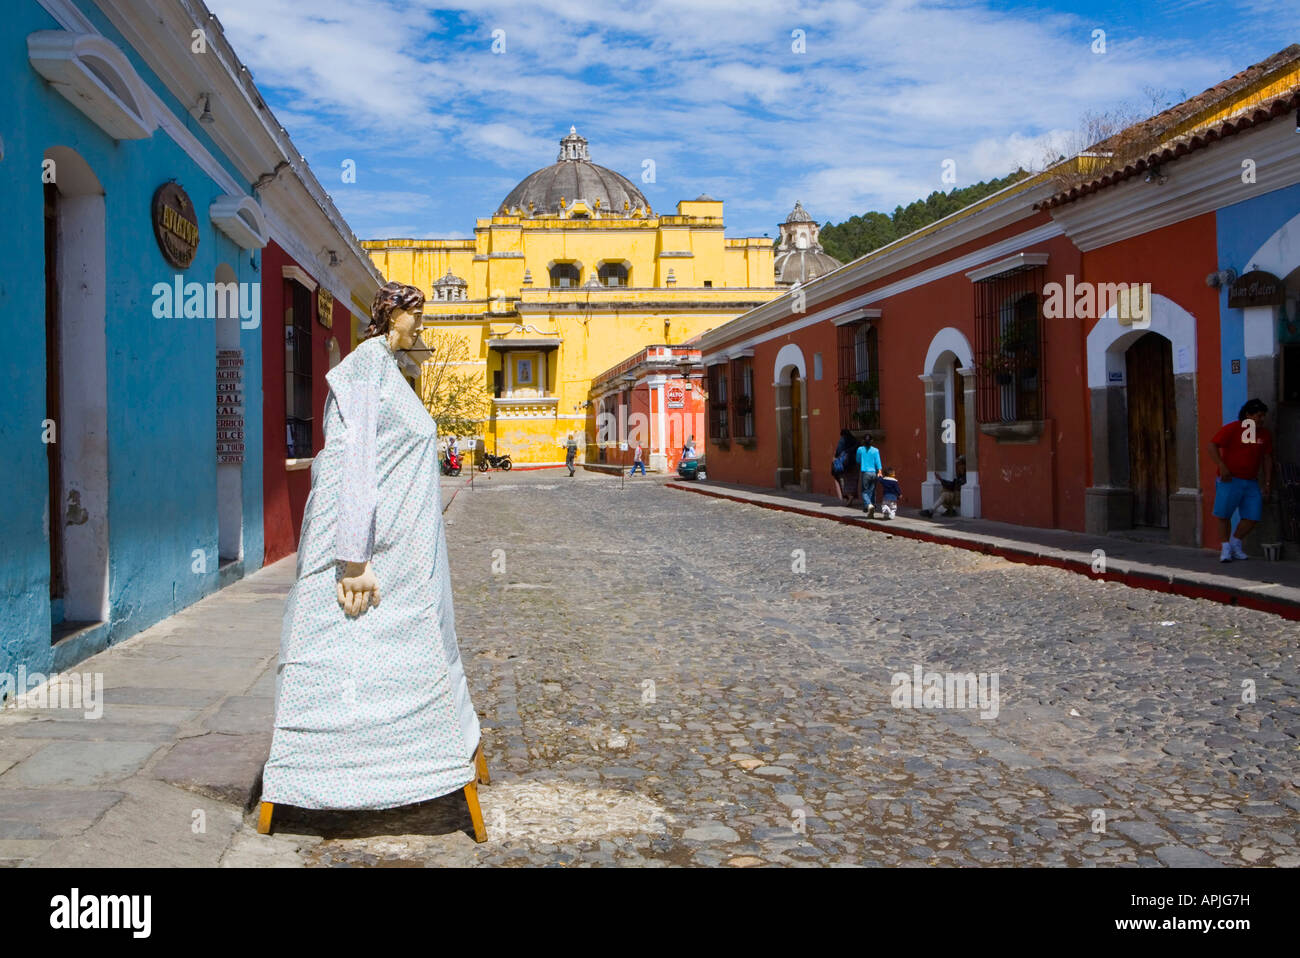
[0,0,379,686]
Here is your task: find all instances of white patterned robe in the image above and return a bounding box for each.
[261,336,480,810]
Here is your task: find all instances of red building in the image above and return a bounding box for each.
[696,49,1300,552]
[261,240,380,563]
[699,180,1087,530]
[588,345,708,473]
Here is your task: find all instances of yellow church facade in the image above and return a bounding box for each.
[362,127,789,465]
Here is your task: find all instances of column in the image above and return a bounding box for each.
[649,376,668,472]
[918,372,946,510]
[957,366,981,518]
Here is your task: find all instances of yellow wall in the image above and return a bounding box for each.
[364,198,779,463]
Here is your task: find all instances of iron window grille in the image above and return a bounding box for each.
[708,363,730,440]
[284,280,313,458]
[598,263,628,287]
[974,265,1045,423]
[550,263,580,288]
[730,357,755,439]
[837,320,880,431]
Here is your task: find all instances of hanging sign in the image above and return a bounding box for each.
[152,181,199,269]
[317,287,333,328]
[217,349,245,464]
[1228,270,1285,308]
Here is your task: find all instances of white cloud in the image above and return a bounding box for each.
[204,0,1291,238]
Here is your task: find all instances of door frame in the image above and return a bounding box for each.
[920,327,980,516]
[773,343,810,490]
[1085,294,1200,546]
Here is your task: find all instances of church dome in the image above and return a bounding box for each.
[499,127,650,217]
[774,201,842,286]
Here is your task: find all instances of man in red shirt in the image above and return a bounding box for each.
[1207,398,1274,562]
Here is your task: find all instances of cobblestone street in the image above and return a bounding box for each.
[252,469,1300,867]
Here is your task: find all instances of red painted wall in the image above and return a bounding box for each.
[1081,212,1222,547]
[704,220,1089,534]
[261,241,353,564]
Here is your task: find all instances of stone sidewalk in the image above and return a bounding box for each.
[0,556,287,867]
[0,475,474,867]
[668,479,1300,621]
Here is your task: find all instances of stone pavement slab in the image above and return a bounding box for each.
[0,557,292,866]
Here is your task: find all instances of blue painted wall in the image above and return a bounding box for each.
[1214,181,1300,422]
[0,0,265,682]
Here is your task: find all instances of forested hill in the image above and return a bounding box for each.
[819,169,1032,263]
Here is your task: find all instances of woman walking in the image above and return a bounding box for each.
[831,429,853,503]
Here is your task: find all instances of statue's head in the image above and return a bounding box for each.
[366,281,425,340]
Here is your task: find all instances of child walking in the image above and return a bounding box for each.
[877,467,902,519]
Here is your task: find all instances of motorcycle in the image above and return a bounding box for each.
[441,450,462,476]
[477,452,513,471]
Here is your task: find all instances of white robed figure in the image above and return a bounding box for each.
[261,283,480,811]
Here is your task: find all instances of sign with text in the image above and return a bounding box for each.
[1228,270,1285,309]
[217,349,244,464]
[666,383,686,408]
[317,287,333,328]
[152,181,199,269]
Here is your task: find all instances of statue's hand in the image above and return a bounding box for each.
[338,561,381,617]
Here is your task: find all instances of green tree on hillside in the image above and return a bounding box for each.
[821,169,1031,263]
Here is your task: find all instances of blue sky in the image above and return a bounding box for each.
[205,0,1300,241]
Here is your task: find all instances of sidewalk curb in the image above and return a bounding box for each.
[667,481,1300,621]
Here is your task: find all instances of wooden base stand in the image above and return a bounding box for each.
[257,741,491,843]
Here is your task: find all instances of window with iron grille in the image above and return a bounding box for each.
[284,280,313,458]
[836,321,880,431]
[974,267,1045,423]
[550,263,580,287]
[598,262,628,287]
[707,363,729,440]
[730,357,754,438]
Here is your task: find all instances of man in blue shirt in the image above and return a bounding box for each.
[856,433,883,517]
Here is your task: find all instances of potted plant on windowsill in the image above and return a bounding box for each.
[985,353,1015,385]
[840,377,878,399]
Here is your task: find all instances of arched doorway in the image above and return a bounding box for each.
[44,146,109,637]
[1233,211,1300,550]
[920,328,979,516]
[774,343,810,490]
[1085,294,1199,545]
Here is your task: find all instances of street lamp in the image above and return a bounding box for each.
[676,357,706,399]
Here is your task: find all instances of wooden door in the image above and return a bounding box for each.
[44,183,64,604]
[1127,333,1177,528]
[790,370,802,483]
